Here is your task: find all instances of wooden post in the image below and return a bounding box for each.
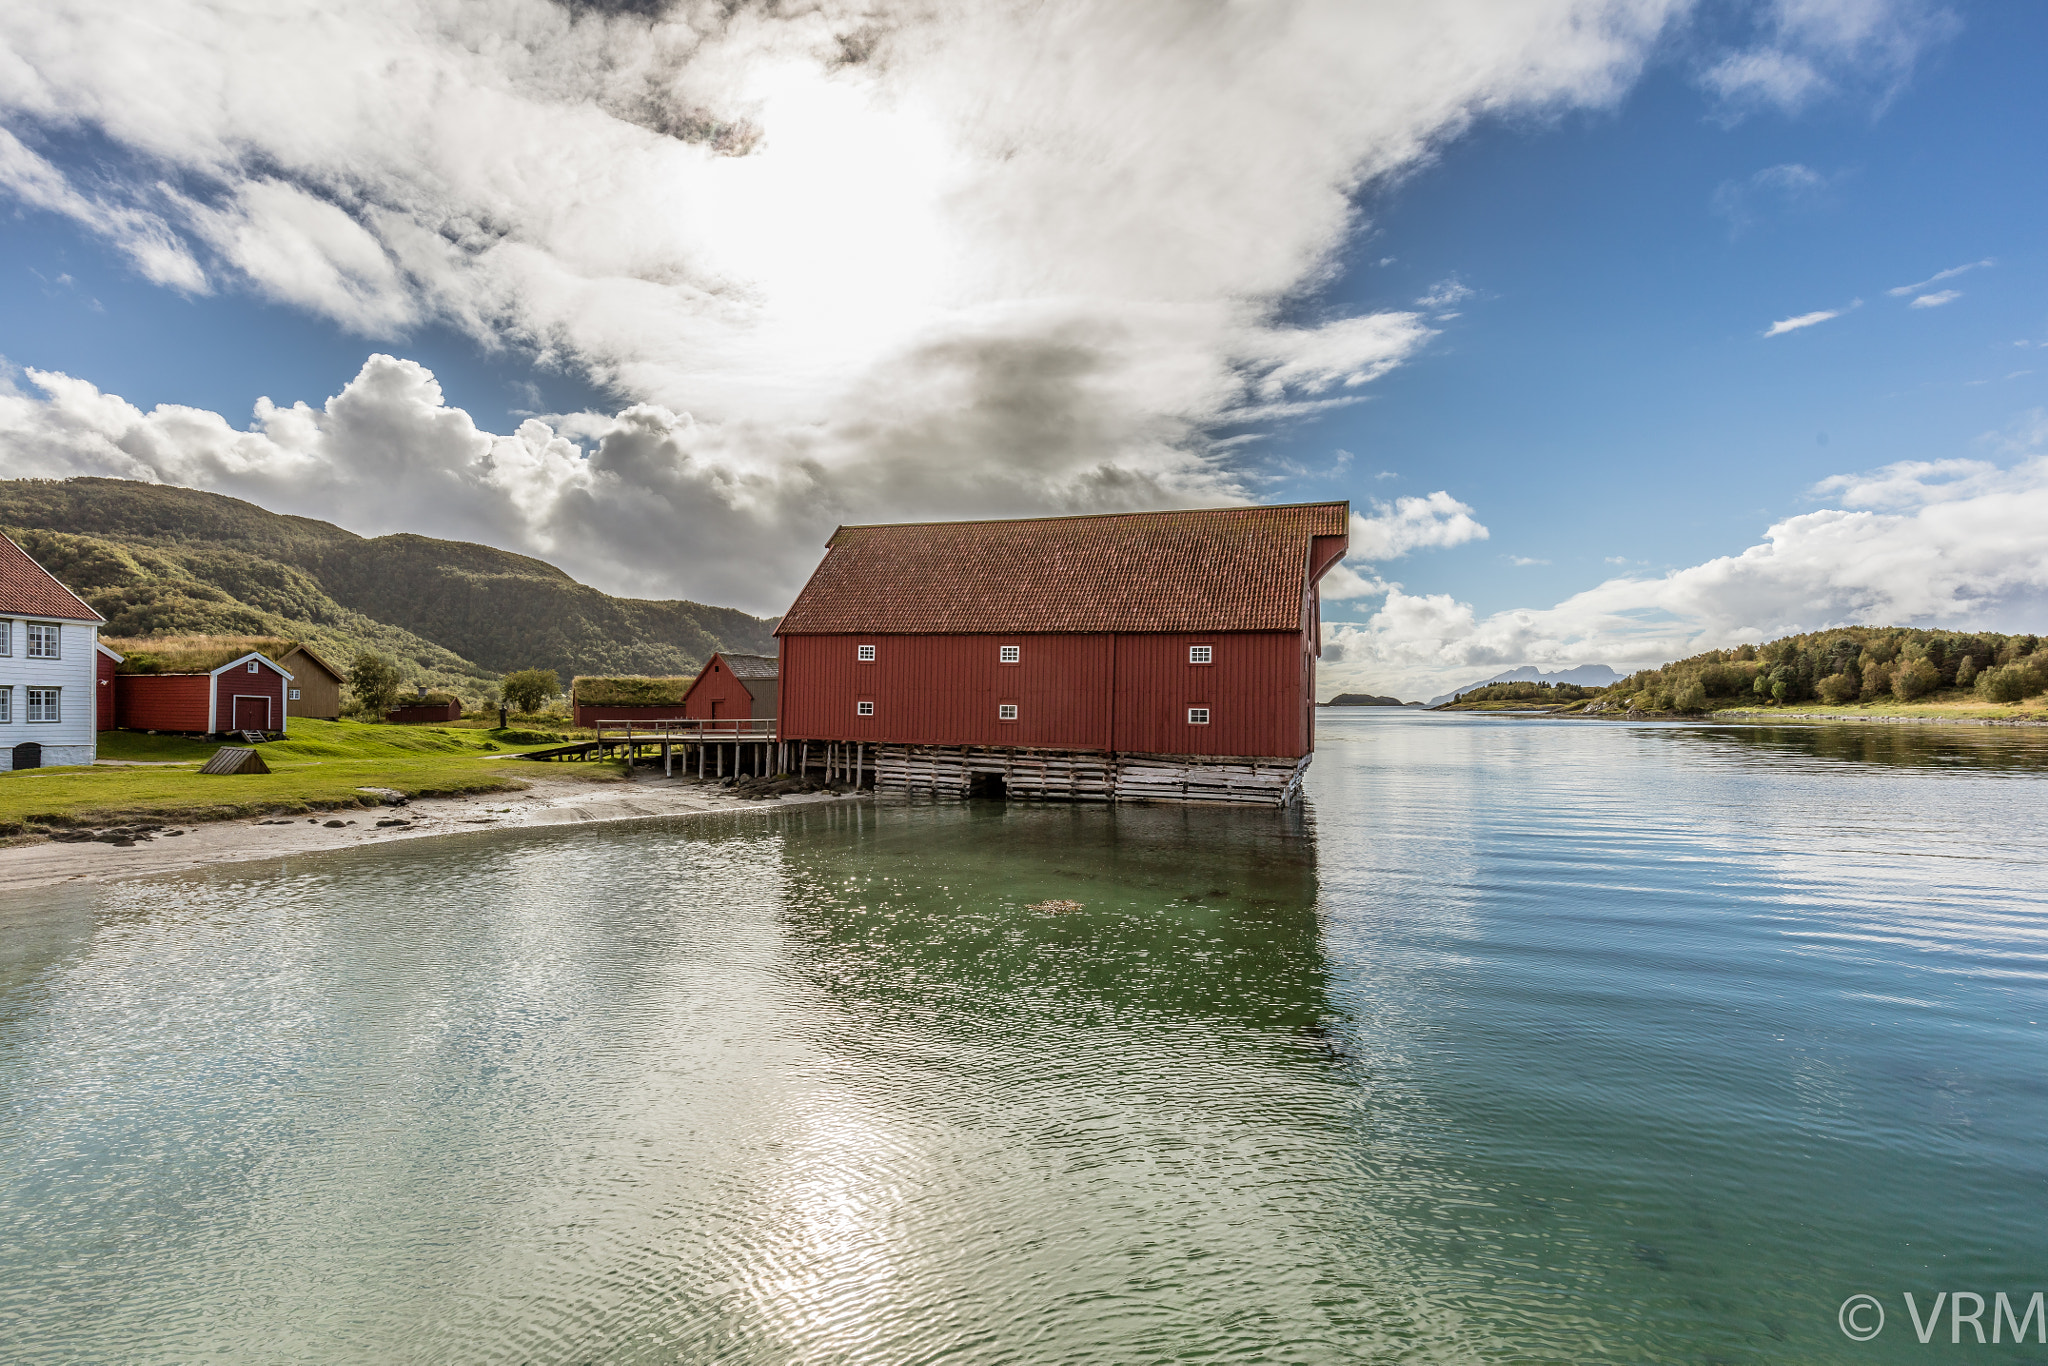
[663,740,671,777]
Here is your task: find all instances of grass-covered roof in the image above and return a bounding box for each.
[571,675,695,706]
[105,634,295,675]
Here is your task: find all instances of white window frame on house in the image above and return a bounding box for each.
[26,687,60,723]
[1187,707,1210,725]
[26,623,59,659]
[0,620,10,656]
[998,703,1018,721]
[857,644,876,662]
[247,660,260,673]
[999,645,1020,664]
[856,700,874,716]
[289,689,302,701]
[1188,645,1213,664]
[0,687,11,723]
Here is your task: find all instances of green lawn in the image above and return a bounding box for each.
[2,719,622,834]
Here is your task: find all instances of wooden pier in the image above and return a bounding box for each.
[521,722,1304,805]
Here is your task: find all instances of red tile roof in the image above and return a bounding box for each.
[0,533,104,623]
[777,502,1348,636]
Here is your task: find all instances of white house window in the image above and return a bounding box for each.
[998,704,1018,721]
[857,644,876,662]
[856,701,874,716]
[1187,707,1210,725]
[289,689,302,701]
[26,624,58,659]
[27,688,60,723]
[1188,645,1212,664]
[999,645,1020,663]
[0,621,10,656]
[0,687,10,723]
[247,660,260,673]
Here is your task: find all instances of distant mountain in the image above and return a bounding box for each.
[1427,664,1623,708]
[1324,692,1416,706]
[0,477,777,699]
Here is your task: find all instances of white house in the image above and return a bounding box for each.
[0,532,106,770]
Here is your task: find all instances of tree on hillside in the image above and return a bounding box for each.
[501,668,561,715]
[347,651,402,716]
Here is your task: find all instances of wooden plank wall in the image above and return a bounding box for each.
[868,744,1310,807]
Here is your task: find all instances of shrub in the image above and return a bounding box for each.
[1954,656,1978,688]
[1817,673,1858,705]
[501,668,561,714]
[1673,680,1708,713]
[1978,666,2027,703]
[347,651,402,716]
[1892,659,1940,702]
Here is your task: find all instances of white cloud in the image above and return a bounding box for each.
[1888,259,1992,296]
[0,128,207,291]
[1415,279,1475,310]
[1764,303,1856,336]
[1508,556,1550,567]
[1908,289,1959,309]
[1320,424,2048,700]
[0,0,1692,603]
[1710,162,1835,233]
[1346,493,1490,563]
[1700,0,1958,117]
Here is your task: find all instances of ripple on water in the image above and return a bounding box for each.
[0,714,2043,1363]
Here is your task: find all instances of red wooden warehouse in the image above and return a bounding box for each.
[774,501,1349,804]
[681,653,778,725]
[116,650,293,736]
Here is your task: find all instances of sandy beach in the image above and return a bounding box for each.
[0,770,857,895]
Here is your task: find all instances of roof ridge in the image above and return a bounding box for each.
[831,500,1348,536]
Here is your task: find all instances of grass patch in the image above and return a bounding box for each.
[1,718,621,834]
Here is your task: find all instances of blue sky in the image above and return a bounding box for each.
[1268,1,2044,623]
[1,0,2043,697]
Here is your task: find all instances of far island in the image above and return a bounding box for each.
[1323,693,1423,707]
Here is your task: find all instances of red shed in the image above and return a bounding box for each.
[681,653,778,724]
[96,643,122,731]
[116,650,293,735]
[775,502,1348,804]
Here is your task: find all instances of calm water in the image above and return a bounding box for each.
[2,712,2044,1363]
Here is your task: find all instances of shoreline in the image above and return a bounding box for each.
[1446,706,2048,727]
[0,771,859,895]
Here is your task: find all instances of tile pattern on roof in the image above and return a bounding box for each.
[716,652,780,678]
[777,503,1347,636]
[0,533,104,622]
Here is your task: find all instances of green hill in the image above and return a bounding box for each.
[0,477,777,702]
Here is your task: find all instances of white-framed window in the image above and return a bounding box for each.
[856,700,874,716]
[999,645,1020,664]
[26,624,59,659]
[27,687,60,723]
[998,703,1018,721]
[0,687,10,723]
[246,660,259,673]
[1188,645,1212,664]
[0,620,10,656]
[289,689,302,701]
[1187,707,1210,725]
[857,644,876,662]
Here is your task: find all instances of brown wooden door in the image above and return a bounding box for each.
[233,695,271,732]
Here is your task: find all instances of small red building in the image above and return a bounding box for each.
[117,650,293,735]
[775,502,1348,803]
[681,653,778,725]
[97,643,122,731]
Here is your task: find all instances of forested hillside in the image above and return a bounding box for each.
[1603,627,2046,712]
[0,478,777,698]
